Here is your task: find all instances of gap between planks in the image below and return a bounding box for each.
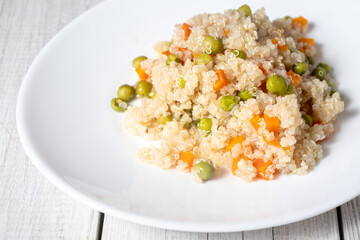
[96,212,105,240]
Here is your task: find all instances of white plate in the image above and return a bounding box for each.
[17,0,360,232]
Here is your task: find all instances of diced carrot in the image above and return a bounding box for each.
[264,114,281,134]
[182,23,192,40]
[271,38,288,51]
[266,139,284,148]
[299,48,306,53]
[193,53,200,58]
[253,159,273,180]
[232,158,241,175]
[250,115,261,131]
[259,64,267,75]
[286,70,301,87]
[177,47,188,51]
[224,29,230,37]
[277,44,288,51]
[161,50,170,57]
[135,66,149,81]
[176,151,194,170]
[298,37,315,48]
[292,16,308,29]
[262,136,290,150]
[231,155,249,175]
[226,136,246,151]
[213,69,229,91]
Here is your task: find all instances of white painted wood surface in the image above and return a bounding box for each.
[0,0,359,239]
[274,209,340,240]
[0,0,102,239]
[342,198,360,240]
[101,217,207,240]
[101,210,340,240]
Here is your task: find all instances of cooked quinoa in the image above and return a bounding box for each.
[113,5,344,182]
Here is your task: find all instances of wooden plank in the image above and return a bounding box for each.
[341,196,360,240]
[0,129,100,239]
[0,0,102,239]
[208,228,272,240]
[273,210,340,240]
[102,217,273,240]
[244,228,273,240]
[101,215,207,240]
[208,232,243,240]
[102,210,340,240]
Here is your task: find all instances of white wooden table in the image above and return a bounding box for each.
[0,0,359,239]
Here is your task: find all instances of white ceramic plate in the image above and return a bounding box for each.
[17,0,360,232]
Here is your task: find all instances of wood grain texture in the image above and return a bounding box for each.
[208,233,242,240]
[101,216,273,240]
[341,196,360,240]
[273,210,340,240]
[243,229,273,240]
[208,228,272,240]
[102,211,340,240]
[0,0,102,239]
[101,216,207,240]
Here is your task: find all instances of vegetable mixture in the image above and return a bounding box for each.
[111,5,344,182]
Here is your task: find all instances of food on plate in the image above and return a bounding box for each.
[111,5,344,182]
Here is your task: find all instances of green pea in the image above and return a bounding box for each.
[111,98,127,112]
[194,160,215,181]
[302,114,313,126]
[117,84,135,102]
[285,84,295,95]
[157,114,173,125]
[165,59,172,65]
[307,56,315,65]
[202,35,224,54]
[195,53,213,65]
[177,77,186,88]
[219,95,237,111]
[237,4,251,17]
[169,54,179,61]
[183,121,191,129]
[199,118,212,131]
[150,92,157,99]
[266,75,288,95]
[232,50,246,59]
[284,16,292,20]
[293,62,308,76]
[166,54,181,65]
[317,63,330,74]
[184,107,193,113]
[135,81,152,97]
[312,67,327,80]
[238,90,254,101]
[132,56,147,68]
